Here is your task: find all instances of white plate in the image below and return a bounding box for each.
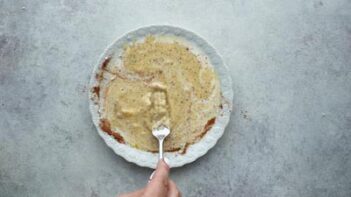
[89,25,233,168]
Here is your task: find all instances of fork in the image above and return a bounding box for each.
[152,124,170,160]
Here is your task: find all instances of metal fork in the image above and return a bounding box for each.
[152,124,170,160]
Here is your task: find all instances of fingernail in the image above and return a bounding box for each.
[148,170,155,182]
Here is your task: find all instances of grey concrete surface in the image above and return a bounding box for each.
[1,0,351,196]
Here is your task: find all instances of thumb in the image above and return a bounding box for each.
[143,160,169,197]
[152,159,169,186]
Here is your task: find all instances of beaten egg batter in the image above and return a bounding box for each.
[101,36,221,152]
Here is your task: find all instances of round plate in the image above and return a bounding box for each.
[89,25,233,168]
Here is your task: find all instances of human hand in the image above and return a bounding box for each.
[118,160,181,197]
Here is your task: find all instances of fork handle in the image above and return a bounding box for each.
[158,138,164,160]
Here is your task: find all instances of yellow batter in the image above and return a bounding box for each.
[102,36,221,152]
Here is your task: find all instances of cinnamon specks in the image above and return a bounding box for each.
[99,119,125,143]
[95,72,103,81]
[92,57,111,99]
[101,56,111,70]
[180,143,190,154]
[92,86,100,98]
[204,118,216,133]
[180,118,216,155]
[240,110,251,121]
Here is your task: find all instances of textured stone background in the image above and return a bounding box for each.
[1,0,351,196]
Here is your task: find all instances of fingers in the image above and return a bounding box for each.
[152,159,170,186]
[143,160,170,197]
[118,188,144,197]
[168,180,181,197]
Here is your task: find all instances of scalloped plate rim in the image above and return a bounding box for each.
[89,25,233,168]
